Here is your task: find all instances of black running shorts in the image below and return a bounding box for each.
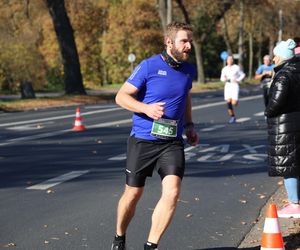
[125,135,185,187]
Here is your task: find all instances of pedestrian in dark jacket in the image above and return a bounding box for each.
[265,38,300,218]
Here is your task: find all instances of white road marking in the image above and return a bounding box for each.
[254,111,264,116]
[0,119,132,146]
[192,94,261,111]
[200,125,225,132]
[7,122,54,131]
[0,129,70,146]
[108,154,127,161]
[243,153,267,161]
[88,119,132,128]
[236,117,251,123]
[0,107,122,128]
[26,170,90,190]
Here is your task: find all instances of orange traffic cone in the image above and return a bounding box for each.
[261,203,285,250]
[73,107,86,131]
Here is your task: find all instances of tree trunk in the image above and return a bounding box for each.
[45,0,86,95]
[238,0,244,69]
[221,17,233,55]
[248,32,253,79]
[257,25,262,66]
[278,9,283,43]
[193,42,205,83]
[269,36,274,58]
[158,0,167,35]
[167,0,172,24]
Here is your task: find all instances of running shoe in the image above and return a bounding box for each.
[277,203,300,218]
[111,241,126,250]
[229,117,236,123]
[144,244,158,250]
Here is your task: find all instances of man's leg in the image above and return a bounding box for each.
[147,175,181,244]
[116,184,144,236]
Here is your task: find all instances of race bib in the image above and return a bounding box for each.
[151,118,178,139]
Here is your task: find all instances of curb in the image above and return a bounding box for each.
[238,184,300,249]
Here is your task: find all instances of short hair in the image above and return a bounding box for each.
[165,22,193,41]
[263,55,271,60]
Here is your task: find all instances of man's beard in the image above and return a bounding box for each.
[171,47,190,62]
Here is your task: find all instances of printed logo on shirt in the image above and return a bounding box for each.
[157,70,167,76]
[128,65,142,80]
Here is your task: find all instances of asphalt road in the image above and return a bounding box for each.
[0,86,280,250]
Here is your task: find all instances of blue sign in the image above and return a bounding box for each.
[220,51,228,61]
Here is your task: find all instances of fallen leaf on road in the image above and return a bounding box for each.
[46,189,54,194]
[177,199,188,203]
[186,214,193,218]
[241,221,247,225]
[239,199,247,204]
[3,242,17,247]
[44,240,49,244]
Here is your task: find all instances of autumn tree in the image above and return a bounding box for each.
[102,0,163,84]
[0,0,46,92]
[175,0,234,83]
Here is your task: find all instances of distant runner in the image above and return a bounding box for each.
[220,55,245,123]
[254,55,274,107]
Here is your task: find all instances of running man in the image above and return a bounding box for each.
[254,55,274,107]
[220,55,245,123]
[111,22,199,250]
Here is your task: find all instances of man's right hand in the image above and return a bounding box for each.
[144,102,165,120]
[262,70,272,76]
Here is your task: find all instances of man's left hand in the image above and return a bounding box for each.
[185,127,199,146]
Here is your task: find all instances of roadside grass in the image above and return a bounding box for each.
[0,80,259,112]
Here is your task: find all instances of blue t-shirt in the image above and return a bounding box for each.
[256,64,274,75]
[126,54,196,140]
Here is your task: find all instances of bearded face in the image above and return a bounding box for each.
[167,30,193,62]
[170,45,191,62]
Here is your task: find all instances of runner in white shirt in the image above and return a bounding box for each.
[220,55,245,123]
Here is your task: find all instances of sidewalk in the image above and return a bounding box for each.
[238,184,300,250]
